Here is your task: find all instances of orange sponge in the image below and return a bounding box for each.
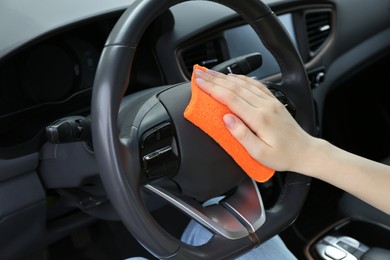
[184,64,275,183]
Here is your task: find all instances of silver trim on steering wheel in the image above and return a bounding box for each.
[144,178,266,241]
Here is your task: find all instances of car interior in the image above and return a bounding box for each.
[0,0,389,259]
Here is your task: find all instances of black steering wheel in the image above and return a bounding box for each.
[91,0,316,259]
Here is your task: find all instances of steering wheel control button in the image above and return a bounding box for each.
[143,146,172,164]
[159,124,173,139]
[143,131,159,147]
[140,122,178,179]
[142,122,173,148]
[142,145,178,178]
[268,86,296,117]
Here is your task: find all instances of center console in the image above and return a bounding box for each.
[305,219,390,260]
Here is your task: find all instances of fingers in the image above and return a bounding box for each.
[223,114,270,162]
[195,76,256,119]
[194,69,271,105]
[228,74,275,98]
[194,68,280,128]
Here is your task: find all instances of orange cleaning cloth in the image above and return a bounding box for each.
[184,64,275,182]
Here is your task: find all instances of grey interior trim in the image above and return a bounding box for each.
[0,0,133,59]
[312,27,390,127]
[0,153,39,182]
[0,172,45,220]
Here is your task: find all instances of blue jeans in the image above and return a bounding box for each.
[181,220,297,260]
[127,222,296,260]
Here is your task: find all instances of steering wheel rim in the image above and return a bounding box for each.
[91,0,316,259]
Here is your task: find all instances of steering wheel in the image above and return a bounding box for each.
[91,0,316,259]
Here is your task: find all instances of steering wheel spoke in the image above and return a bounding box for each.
[144,177,266,243]
[220,179,266,234]
[144,182,250,240]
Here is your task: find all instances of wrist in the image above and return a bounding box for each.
[291,136,332,177]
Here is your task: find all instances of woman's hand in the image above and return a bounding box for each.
[194,68,390,215]
[193,68,318,173]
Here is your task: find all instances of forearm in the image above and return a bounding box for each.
[297,138,390,215]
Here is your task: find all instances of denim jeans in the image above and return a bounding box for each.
[181,220,297,260]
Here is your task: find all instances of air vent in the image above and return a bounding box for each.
[179,38,227,77]
[305,10,332,56]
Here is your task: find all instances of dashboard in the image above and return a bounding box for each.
[0,15,116,152]
[0,1,336,156]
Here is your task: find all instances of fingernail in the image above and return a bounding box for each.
[204,69,218,76]
[195,77,206,87]
[194,69,206,77]
[223,114,236,129]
